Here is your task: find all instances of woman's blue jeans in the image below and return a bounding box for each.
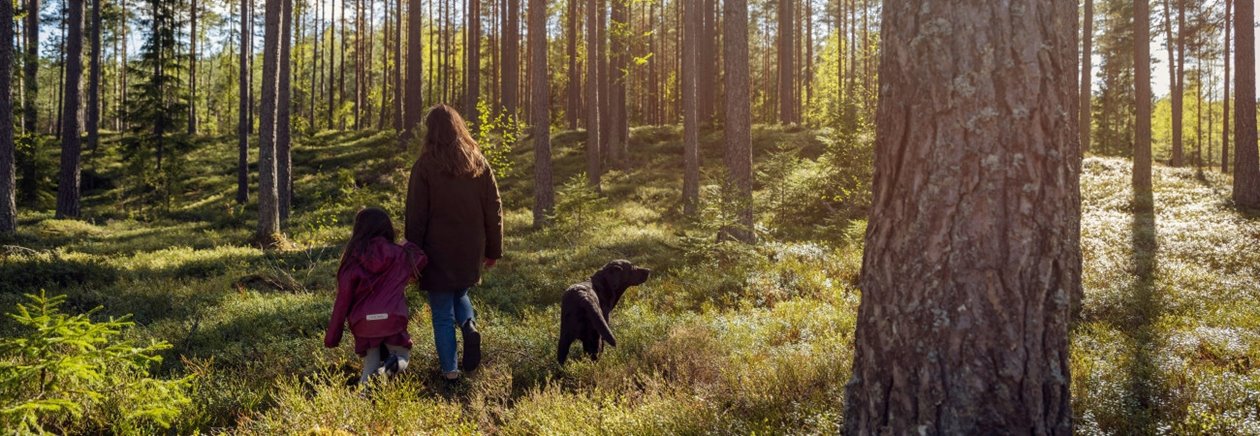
[426,288,474,373]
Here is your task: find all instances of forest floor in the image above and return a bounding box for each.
[1,127,1258,434]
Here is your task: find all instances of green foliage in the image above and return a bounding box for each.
[0,291,191,434]
[474,99,523,180]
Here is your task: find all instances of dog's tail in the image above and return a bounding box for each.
[582,299,617,347]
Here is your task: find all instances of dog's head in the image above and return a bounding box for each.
[592,260,651,299]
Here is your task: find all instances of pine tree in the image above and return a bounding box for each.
[55,0,85,219]
[1235,0,1260,207]
[0,0,15,233]
[723,0,752,242]
[681,0,697,215]
[528,0,552,227]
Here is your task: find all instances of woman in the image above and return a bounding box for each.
[405,104,504,381]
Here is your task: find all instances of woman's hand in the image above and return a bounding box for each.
[483,258,497,269]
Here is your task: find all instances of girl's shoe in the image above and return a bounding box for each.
[460,319,482,372]
[442,370,461,381]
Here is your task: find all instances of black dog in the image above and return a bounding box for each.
[557,260,651,364]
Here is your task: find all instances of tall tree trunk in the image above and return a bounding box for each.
[393,0,402,131]
[353,0,362,129]
[1135,0,1153,199]
[257,0,282,241]
[697,0,715,123]
[87,0,101,151]
[1235,0,1260,207]
[189,0,199,135]
[339,0,347,129]
[328,0,335,128]
[844,1,1079,432]
[776,0,793,124]
[403,0,423,146]
[467,0,481,126]
[55,7,66,138]
[56,0,84,219]
[502,0,520,116]
[22,0,38,134]
[1223,0,1232,173]
[529,0,552,227]
[681,0,697,215]
[239,0,251,204]
[1162,0,1182,165]
[0,0,15,232]
[1081,0,1093,154]
[585,0,601,188]
[278,0,293,221]
[378,0,389,129]
[607,0,625,166]
[804,0,812,114]
[723,0,752,242]
[567,0,578,129]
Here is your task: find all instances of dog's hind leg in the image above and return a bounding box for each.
[581,332,603,361]
[557,327,576,365]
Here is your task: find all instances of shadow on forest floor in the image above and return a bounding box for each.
[1122,188,1163,433]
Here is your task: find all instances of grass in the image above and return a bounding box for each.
[1,125,1258,434]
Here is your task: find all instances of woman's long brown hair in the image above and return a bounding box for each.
[423,104,488,178]
[339,207,397,272]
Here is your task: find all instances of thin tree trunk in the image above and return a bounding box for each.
[56,0,85,219]
[722,0,752,242]
[502,0,519,116]
[1223,0,1232,173]
[567,0,578,129]
[777,0,793,124]
[339,0,347,129]
[607,0,625,166]
[681,0,697,215]
[0,0,15,232]
[190,0,199,134]
[278,0,293,221]
[1081,0,1093,154]
[1234,0,1260,207]
[22,0,38,134]
[585,0,601,188]
[844,0,1079,432]
[1163,0,1183,165]
[529,0,552,227]
[393,0,402,131]
[467,0,481,126]
[257,0,282,241]
[403,0,423,146]
[1135,0,1153,199]
[238,0,250,203]
[87,0,101,151]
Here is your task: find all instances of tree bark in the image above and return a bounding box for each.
[502,0,520,116]
[585,0,601,188]
[466,0,481,126]
[1081,0,1093,154]
[1134,0,1153,199]
[0,0,15,232]
[844,0,1079,433]
[681,0,698,216]
[257,0,282,241]
[87,0,101,151]
[393,0,402,131]
[529,0,553,227]
[189,0,199,135]
[1235,0,1260,207]
[239,0,251,204]
[567,0,579,129]
[723,0,752,242]
[22,0,38,134]
[1223,0,1232,173]
[403,0,423,146]
[1161,0,1182,166]
[777,0,794,124]
[56,0,85,219]
[278,0,293,222]
[607,0,626,166]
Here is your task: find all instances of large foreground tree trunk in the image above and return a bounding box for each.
[843,0,1080,433]
[0,0,15,233]
[722,0,752,242]
[1235,0,1260,207]
[529,0,552,227]
[56,0,85,219]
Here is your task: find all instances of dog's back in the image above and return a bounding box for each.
[557,283,616,364]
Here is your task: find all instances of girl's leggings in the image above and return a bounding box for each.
[361,344,411,384]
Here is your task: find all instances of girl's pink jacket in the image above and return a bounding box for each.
[325,237,428,355]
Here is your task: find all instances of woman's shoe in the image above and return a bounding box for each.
[460,319,482,372]
[442,370,461,381]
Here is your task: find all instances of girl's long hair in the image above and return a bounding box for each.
[422,104,488,178]
[339,207,397,271]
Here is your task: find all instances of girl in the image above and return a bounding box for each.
[404,105,504,381]
[325,207,428,384]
